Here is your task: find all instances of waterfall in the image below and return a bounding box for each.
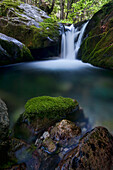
[61,21,89,60]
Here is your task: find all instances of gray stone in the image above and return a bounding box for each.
[0,33,33,65]
[0,99,9,142]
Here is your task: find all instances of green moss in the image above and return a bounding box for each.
[0,19,60,49]
[0,36,33,65]
[89,45,113,69]
[24,96,78,120]
[79,33,104,60]
[80,25,113,69]
[0,1,60,50]
[0,0,22,16]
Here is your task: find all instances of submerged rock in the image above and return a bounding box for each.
[0,99,9,142]
[78,1,113,69]
[0,33,33,66]
[14,96,79,142]
[57,126,113,170]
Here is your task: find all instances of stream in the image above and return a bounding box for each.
[0,22,113,134]
[0,59,113,133]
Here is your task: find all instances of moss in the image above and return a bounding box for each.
[95,27,113,50]
[80,11,113,70]
[23,96,78,120]
[0,20,60,49]
[88,45,113,69]
[82,43,113,69]
[0,36,33,65]
[0,1,60,52]
[83,28,113,69]
[0,0,22,16]
[79,33,104,60]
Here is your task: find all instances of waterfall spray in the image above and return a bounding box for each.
[61,21,89,60]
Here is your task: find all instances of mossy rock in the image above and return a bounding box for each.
[78,1,113,69]
[0,1,60,59]
[14,96,79,142]
[79,28,113,69]
[23,96,78,120]
[0,33,33,65]
[78,33,104,60]
[84,1,113,37]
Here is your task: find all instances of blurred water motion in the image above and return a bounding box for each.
[0,59,113,133]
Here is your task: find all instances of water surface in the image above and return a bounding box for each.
[0,59,113,133]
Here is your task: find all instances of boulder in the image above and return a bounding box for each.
[1,138,41,169]
[57,126,113,170]
[0,33,33,65]
[35,119,81,154]
[50,119,81,142]
[14,96,79,142]
[0,99,9,142]
[0,99,9,166]
[78,1,113,69]
[0,1,60,60]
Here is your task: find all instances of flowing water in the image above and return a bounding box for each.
[61,21,89,59]
[0,23,113,134]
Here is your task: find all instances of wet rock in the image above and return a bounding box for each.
[34,119,81,155]
[0,99,9,142]
[42,137,57,153]
[78,1,113,69]
[58,126,113,170]
[41,131,50,140]
[0,33,33,66]
[0,2,60,60]
[6,163,27,170]
[14,96,79,143]
[18,3,49,22]
[1,137,42,169]
[50,119,81,142]
[39,155,60,170]
[0,99,9,166]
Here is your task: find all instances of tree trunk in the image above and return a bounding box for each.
[39,0,42,7]
[66,0,77,19]
[60,0,65,19]
[49,0,55,14]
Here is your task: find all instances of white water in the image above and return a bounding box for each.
[61,21,89,59]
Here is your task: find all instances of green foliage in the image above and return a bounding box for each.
[1,0,112,23]
[24,96,78,120]
[0,0,22,16]
[69,0,111,22]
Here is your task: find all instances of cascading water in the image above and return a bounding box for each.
[61,21,89,60]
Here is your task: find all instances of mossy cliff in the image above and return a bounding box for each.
[0,0,60,60]
[78,1,113,69]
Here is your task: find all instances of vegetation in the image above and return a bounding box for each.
[78,1,113,69]
[24,96,78,120]
[0,0,111,23]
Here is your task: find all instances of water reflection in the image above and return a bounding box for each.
[0,59,113,133]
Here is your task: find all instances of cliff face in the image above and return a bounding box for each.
[78,1,113,69]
